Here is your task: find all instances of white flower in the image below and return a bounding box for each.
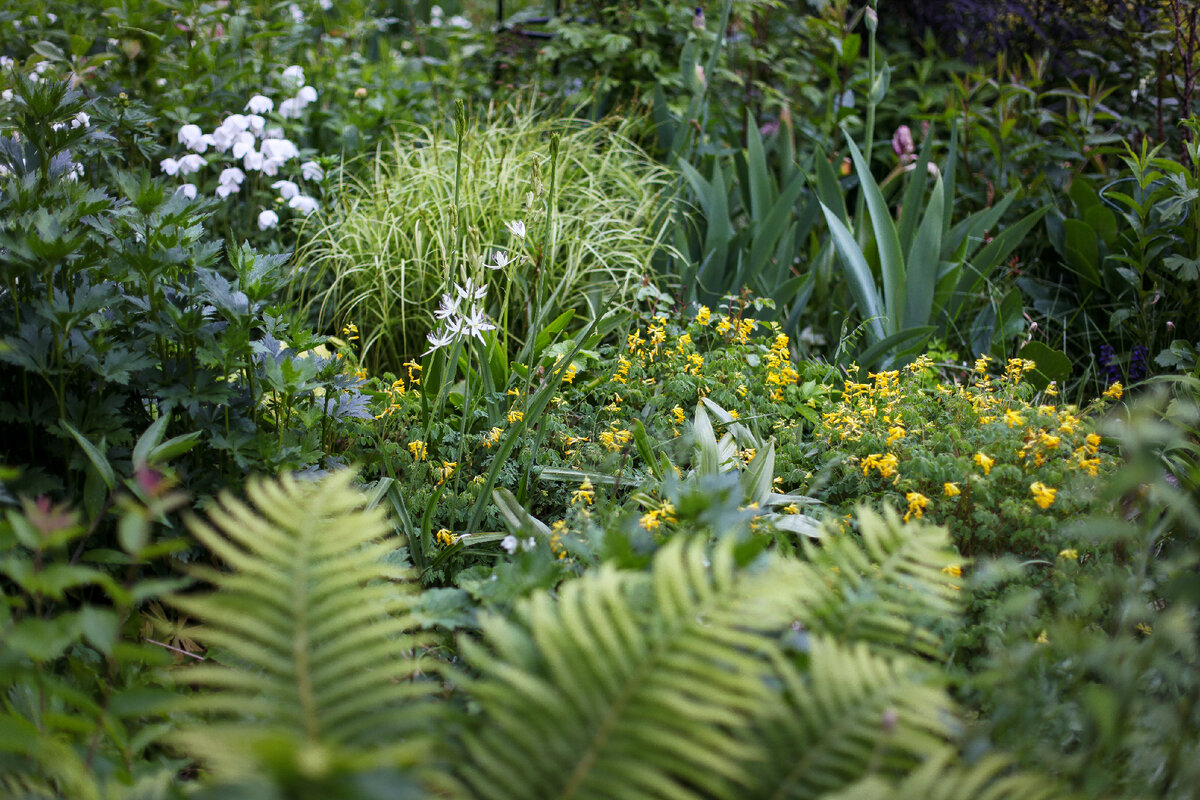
[243,150,265,172]
[278,98,302,119]
[222,113,250,132]
[176,154,206,175]
[523,537,536,551]
[245,114,266,136]
[424,326,455,355]
[219,167,246,187]
[231,131,257,159]
[71,112,89,129]
[288,194,319,215]
[319,0,332,8]
[434,293,460,320]
[295,85,318,105]
[505,219,526,238]
[300,160,324,181]
[281,65,305,86]
[210,126,237,153]
[490,250,511,269]
[176,183,197,200]
[448,14,471,29]
[288,3,304,24]
[178,123,204,147]
[47,13,58,23]
[260,158,285,177]
[272,179,300,200]
[500,534,517,554]
[245,94,273,115]
[260,138,299,162]
[263,126,284,139]
[1,89,12,103]
[155,77,167,88]
[462,308,496,340]
[160,157,180,176]
[455,279,487,303]
[215,182,239,199]
[258,209,280,230]
[0,57,13,69]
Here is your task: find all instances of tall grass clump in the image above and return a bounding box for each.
[301,103,676,371]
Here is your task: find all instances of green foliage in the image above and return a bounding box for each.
[0,73,368,512]
[301,105,675,370]
[0,471,187,799]
[169,469,441,796]
[963,383,1200,799]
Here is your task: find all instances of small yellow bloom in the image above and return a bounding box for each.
[728,409,739,420]
[571,478,595,506]
[943,482,961,498]
[408,440,427,461]
[1135,622,1153,636]
[1036,630,1049,645]
[404,360,422,385]
[507,409,524,424]
[1085,432,1101,454]
[435,528,458,546]
[438,461,457,483]
[482,426,504,448]
[886,425,906,445]
[341,322,360,341]
[904,491,930,522]
[695,305,711,326]
[942,564,963,578]
[1003,408,1025,428]
[671,405,686,425]
[562,362,578,384]
[973,452,994,475]
[1058,548,1078,560]
[1030,481,1057,509]
[1103,382,1124,400]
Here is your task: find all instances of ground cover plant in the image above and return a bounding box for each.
[3,0,1200,798]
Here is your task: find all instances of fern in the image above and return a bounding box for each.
[791,506,963,659]
[823,750,1071,800]
[168,471,438,785]
[457,511,1059,800]
[457,535,800,800]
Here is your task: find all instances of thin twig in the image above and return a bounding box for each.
[145,638,206,661]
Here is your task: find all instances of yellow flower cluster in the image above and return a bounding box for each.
[765,333,799,402]
[435,528,458,546]
[817,355,1120,520]
[599,425,633,452]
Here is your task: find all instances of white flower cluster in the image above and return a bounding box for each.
[424,279,497,355]
[0,57,53,101]
[157,65,325,229]
[500,534,537,554]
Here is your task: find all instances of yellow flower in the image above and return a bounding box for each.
[507,409,524,424]
[942,564,963,578]
[1058,548,1078,560]
[435,528,458,546]
[627,330,645,353]
[861,453,900,480]
[571,478,595,505]
[562,362,578,384]
[1084,432,1101,454]
[943,482,961,498]
[695,305,711,326]
[728,409,739,420]
[671,405,686,425]
[1103,382,1124,400]
[904,491,930,522]
[404,360,422,385]
[1135,622,1153,636]
[973,452,994,475]
[438,461,457,483]
[482,426,504,448]
[1003,408,1025,428]
[640,510,663,531]
[341,322,360,341]
[408,440,427,461]
[715,316,732,336]
[886,425,906,445]
[1036,630,1049,645]
[1030,481,1057,509]
[1045,381,1059,397]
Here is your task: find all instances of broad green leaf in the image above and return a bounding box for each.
[845,135,906,335]
[820,202,885,342]
[903,174,945,330]
[61,420,115,490]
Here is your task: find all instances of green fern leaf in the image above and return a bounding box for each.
[458,536,801,800]
[821,749,1072,800]
[168,471,438,781]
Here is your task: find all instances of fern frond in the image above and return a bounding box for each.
[749,635,955,798]
[458,536,801,800]
[793,506,963,659]
[169,470,438,779]
[820,749,1072,800]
